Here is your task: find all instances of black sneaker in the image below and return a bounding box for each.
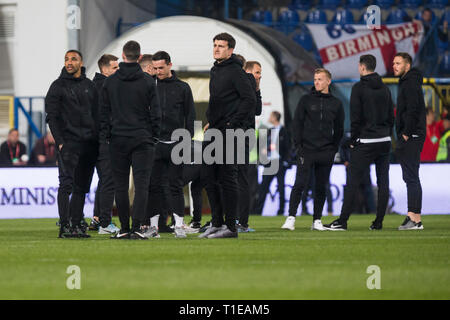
[59,224,74,238]
[80,219,89,232]
[110,230,130,239]
[199,220,212,233]
[89,218,100,231]
[369,221,383,230]
[189,220,202,229]
[130,230,148,240]
[323,219,347,231]
[72,225,91,238]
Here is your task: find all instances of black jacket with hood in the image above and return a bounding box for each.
[100,62,161,140]
[293,87,345,153]
[349,72,394,143]
[156,71,196,141]
[207,54,256,130]
[45,67,99,147]
[245,73,262,130]
[396,67,426,138]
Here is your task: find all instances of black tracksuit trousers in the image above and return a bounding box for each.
[147,142,185,224]
[288,150,335,220]
[57,140,98,226]
[339,142,391,224]
[93,142,115,227]
[395,137,425,214]
[110,136,155,232]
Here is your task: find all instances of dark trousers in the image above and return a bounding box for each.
[57,140,98,226]
[288,150,335,220]
[182,163,207,223]
[110,136,155,232]
[255,163,287,215]
[204,160,239,231]
[237,163,250,227]
[93,142,115,227]
[248,164,258,215]
[395,137,425,213]
[147,143,185,224]
[340,142,391,223]
[301,172,334,214]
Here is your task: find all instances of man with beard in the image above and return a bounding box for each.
[45,50,99,238]
[199,33,255,239]
[392,52,426,230]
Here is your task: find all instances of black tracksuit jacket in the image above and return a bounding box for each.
[45,67,99,147]
[156,71,196,141]
[396,68,426,138]
[92,72,108,142]
[349,72,394,143]
[100,62,161,140]
[207,54,256,130]
[293,87,345,154]
[245,73,262,130]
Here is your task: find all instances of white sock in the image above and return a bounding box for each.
[173,213,184,228]
[150,214,160,228]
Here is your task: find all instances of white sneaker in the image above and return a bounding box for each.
[174,226,187,238]
[281,216,295,231]
[183,222,200,234]
[98,223,120,234]
[311,219,326,231]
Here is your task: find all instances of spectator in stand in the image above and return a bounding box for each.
[30,130,57,166]
[0,128,27,166]
[436,113,450,162]
[421,107,442,162]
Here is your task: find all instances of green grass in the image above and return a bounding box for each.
[0,214,449,300]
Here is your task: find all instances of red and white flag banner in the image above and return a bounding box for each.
[306,21,424,79]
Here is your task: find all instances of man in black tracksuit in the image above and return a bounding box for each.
[101,41,161,240]
[45,50,99,238]
[90,54,119,234]
[146,51,196,238]
[236,60,262,232]
[324,55,394,231]
[200,33,256,239]
[393,52,426,230]
[282,68,344,232]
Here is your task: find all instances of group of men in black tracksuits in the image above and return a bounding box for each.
[282,53,426,232]
[46,34,264,239]
[46,38,426,239]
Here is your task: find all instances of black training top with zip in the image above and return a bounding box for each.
[349,72,394,143]
[207,54,256,130]
[45,67,99,147]
[396,67,426,138]
[155,71,196,141]
[100,62,161,140]
[292,87,345,153]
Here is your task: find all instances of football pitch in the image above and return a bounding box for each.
[0,214,449,300]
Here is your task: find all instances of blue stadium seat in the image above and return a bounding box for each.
[289,0,311,10]
[319,0,342,10]
[276,9,300,34]
[305,9,328,24]
[427,0,448,9]
[439,8,450,24]
[333,8,355,25]
[292,26,314,51]
[251,10,273,27]
[358,11,370,24]
[346,0,368,9]
[375,0,395,9]
[400,0,423,8]
[385,8,411,24]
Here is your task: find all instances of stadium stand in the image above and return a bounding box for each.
[385,7,411,23]
[333,8,355,24]
[305,8,328,23]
